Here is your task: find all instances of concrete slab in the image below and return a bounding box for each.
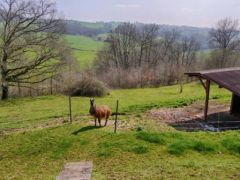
[56,162,93,180]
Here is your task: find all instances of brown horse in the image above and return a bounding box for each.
[89,98,112,127]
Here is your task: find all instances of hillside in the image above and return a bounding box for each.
[64,20,211,49]
[64,21,212,68]
[65,35,106,67]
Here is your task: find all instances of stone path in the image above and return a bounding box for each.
[56,162,93,180]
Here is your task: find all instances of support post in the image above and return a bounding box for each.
[114,100,119,133]
[204,80,210,121]
[230,93,240,114]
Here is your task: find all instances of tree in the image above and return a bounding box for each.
[209,18,240,68]
[177,36,200,93]
[95,24,200,88]
[109,23,137,69]
[137,24,159,67]
[0,0,64,100]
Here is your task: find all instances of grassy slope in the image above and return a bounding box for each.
[65,35,106,68]
[0,124,239,179]
[0,83,231,131]
[0,83,239,179]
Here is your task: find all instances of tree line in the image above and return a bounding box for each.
[95,23,200,88]
[95,18,240,89]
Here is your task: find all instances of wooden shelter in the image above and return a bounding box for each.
[186,67,240,120]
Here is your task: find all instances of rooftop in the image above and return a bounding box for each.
[186,67,240,96]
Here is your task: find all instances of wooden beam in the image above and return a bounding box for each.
[199,77,207,90]
[204,80,210,121]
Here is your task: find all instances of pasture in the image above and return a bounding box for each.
[0,83,230,131]
[65,35,106,67]
[0,83,239,179]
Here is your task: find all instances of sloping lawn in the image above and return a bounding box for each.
[0,124,239,179]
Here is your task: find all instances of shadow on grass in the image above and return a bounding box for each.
[72,125,101,135]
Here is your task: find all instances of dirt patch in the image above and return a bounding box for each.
[147,101,240,131]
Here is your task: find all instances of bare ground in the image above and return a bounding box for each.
[146,100,240,131]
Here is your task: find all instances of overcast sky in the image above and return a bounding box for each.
[56,0,240,28]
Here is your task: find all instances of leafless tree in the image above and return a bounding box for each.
[0,0,64,100]
[209,18,240,68]
[177,36,200,92]
[95,24,200,88]
[109,23,137,69]
[137,24,159,67]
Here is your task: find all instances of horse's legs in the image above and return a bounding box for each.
[104,116,109,126]
[94,117,97,127]
[98,118,101,127]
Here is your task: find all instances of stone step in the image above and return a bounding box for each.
[56,162,93,180]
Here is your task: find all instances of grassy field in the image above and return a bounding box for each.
[0,125,239,179]
[0,83,239,179]
[0,83,231,131]
[65,35,106,67]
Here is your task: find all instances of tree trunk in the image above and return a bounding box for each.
[50,77,53,95]
[1,48,9,100]
[179,82,183,94]
[1,54,9,100]
[1,75,9,100]
[18,82,21,97]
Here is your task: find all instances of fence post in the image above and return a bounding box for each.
[69,95,72,123]
[114,100,119,133]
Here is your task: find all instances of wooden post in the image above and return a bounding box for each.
[204,80,210,121]
[114,100,119,133]
[68,63,73,124]
[69,95,72,123]
[230,93,240,114]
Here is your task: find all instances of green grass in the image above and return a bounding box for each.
[0,82,239,179]
[0,125,239,179]
[65,35,106,67]
[0,83,231,131]
[221,137,240,154]
[168,139,216,155]
[137,131,166,144]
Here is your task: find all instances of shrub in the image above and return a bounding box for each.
[136,132,166,144]
[69,78,109,97]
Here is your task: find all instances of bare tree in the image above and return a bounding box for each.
[95,24,200,88]
[209,18,240,68]
[0,0,64,100]
[137,24,159,67]
[110,23,137,69]
[177,36,200,93]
